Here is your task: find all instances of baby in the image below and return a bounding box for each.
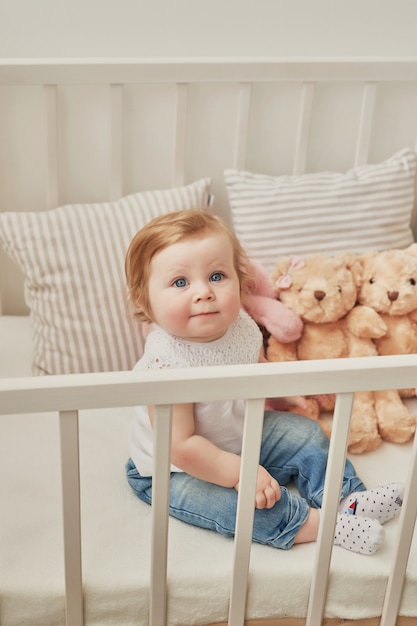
[125,208,403,554]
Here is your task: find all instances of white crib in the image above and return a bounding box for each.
[1,57,417,626]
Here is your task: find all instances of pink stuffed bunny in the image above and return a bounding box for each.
[242,259,303,343]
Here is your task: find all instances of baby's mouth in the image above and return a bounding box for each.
[192,311,218,317]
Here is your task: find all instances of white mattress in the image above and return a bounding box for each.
[1,316,416,626]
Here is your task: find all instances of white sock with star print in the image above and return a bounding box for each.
[339,483,404,524]
[334,514,385,555]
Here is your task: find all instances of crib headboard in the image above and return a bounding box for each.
[1,57,417,315]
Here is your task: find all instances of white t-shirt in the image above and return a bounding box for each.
[128,310,262,476]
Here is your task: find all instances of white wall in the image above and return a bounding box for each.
[1,0,417,58]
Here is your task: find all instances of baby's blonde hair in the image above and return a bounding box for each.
[125,209,255,322]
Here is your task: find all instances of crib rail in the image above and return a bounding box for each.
[1,354,417,626]
[2,57,417,84]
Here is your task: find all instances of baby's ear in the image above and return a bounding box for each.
[135,294,142,307]
[132,290,147,316]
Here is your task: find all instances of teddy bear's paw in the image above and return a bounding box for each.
[346,306,387,339]
[348,433,382,454]
[378,414,415,444]
[266,337,297,362]
[347,394,381,454]
[374,390,416,444]
[378,421,415,444]
[398,388,416,398]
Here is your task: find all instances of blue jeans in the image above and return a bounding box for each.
[125,411,365,550]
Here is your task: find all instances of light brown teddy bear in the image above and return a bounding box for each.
[353,244,417,444]
[267,253,387,454]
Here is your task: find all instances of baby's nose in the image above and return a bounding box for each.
[194,283,214,300]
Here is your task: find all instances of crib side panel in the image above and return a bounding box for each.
[1,59,417,314]
[1,356,417,626]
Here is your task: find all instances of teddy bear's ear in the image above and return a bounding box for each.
[336,252,361,281]
[272,257,291,283]
[360,250,380,264]
[350,250,379,284]
[338,252,357,267]
[339,252,357,267]
[346,256,364,286]
[405,243,417,258]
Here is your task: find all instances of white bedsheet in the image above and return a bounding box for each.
[1,316,416,626]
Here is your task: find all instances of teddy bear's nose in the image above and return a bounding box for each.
[314,290,326,301]
[388,291,399,302]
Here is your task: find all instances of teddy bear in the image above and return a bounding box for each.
[266,253,388,454]
[239,259,329,418]
[352,244,417,444]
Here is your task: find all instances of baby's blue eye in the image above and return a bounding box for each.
[210,272,223,282]
[173,278,188,288]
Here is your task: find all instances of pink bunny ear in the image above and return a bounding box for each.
[275,255,305,289]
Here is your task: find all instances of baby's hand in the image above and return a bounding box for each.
[254,466,281,509]
[234,465,281,509]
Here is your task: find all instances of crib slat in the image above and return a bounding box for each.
[411,134,417,235]
[59,410,83,626]
[233,82,252,170]
[150,404,172,626]
[293,82,315,175]
[306,392,354,626]
[355,82,377,166]
[228,398,265,626]
[44,84,59,210]
[380,430,417,626]
[172,82,188,187]
[110,84,123,200]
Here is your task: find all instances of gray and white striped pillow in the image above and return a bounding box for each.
[0,179,211,374]
[225,148,416,274]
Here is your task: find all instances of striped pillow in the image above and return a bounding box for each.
[0,179,211,375]
[225,148,416,274]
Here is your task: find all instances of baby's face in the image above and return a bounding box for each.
[147,232,241,342]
